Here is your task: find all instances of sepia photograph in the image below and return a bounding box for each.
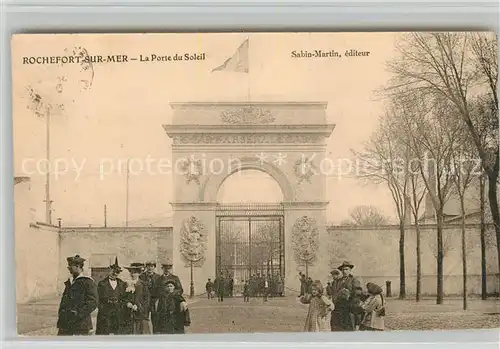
[11,32,499,336]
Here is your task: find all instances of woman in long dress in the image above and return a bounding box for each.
[153,279,190,334]
[120,263,151,335]
[300,280,334,332]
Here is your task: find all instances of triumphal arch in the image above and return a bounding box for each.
[164,102,334,295]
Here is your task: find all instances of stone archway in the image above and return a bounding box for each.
[200,156,294,203]
[164,102,334,294]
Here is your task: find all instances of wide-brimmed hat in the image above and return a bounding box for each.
[67,254,86,266]
[145,260,156,267]
[330,269,342,277]
[338,261,354,270]
[164,280,177,287]
[124,262,144,273]
[161,263,173,269]
[366,282,383,295]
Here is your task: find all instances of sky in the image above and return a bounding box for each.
[12,32,401,226]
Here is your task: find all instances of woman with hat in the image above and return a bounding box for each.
[152,279,190,334]
[119,263,151,335]
[358,282,385,331]
[96,258,127,335]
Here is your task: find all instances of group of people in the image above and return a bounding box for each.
[57,254,190,336]
[299,261,385,332]
[205,273,285,302]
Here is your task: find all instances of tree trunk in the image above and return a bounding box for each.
[399,221,406,299]
[416,220,422,302]
[460,198,468,311]
[487,172,500,294]
[480,176,487,300]
[436,211,444,304]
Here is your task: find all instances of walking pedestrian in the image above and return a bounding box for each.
[96,258,126,335]
[120,263,151,335]
[152,280,190,334]
[205,278,214,299]
[57,255,98,336]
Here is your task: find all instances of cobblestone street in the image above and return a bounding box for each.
[17,295,500,336]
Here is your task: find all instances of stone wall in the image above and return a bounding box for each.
[58,227,173,292]
[15,179,60,303]
[324,224,499,297]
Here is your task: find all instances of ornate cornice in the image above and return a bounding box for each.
[282,201,330,210]
[169,202,218,211]
[164,124,335,134]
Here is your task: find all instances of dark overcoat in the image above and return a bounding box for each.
[95,277,127,335]
[139,272,161,312]
[330,275,361,331]
[56,276,98,335]
[120,280,151,334]
[153,293,188,334]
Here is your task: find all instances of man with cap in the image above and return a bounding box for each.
[96,257,127,335]
[156,262,183,296]
[57,255,98,336]
[140,260,160,332]
[330,261,361,331]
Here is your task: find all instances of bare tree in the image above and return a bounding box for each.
[343,205,389,226]
[384,32,500,285]
[446,116,478,310]
[352,111,410,299]
[390,95,458,304]
[407,165,428,302]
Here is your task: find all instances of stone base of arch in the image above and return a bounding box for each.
[170,201,330,296]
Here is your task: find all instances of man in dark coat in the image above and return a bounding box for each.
[156,263,183,295]
[140,261,161,332]
[205,278,214,299]
[57,255,98,336]
[330,261,361,331]
[216,275,225,302]
[140,261,161,312]
[96,258,126,335]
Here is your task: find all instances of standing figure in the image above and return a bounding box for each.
[216,275,225,302]
[205,278,214,299]
[140,260,160,333]
[57,255,98,336]
[120,263,151,335]
[243,280,250,302]
[157,263,183,295]
[299,272,306,297]
[330,261,361,332]
[153,280,190,334]
[228,277,234,297]
[300,280,334,332]
[263,276,269,302]
[358,282,385,331]
[96,259,127,335]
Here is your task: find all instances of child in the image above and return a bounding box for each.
[300,280,334,332]
[329,269,343,300]
[359,282,385,331]
[243,280,250,302]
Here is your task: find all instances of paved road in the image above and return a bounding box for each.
[17,295,500,335]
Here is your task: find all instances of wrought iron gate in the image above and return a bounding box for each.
[215,203,285,296]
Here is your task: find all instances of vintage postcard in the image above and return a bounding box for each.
[12,32,499,336]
